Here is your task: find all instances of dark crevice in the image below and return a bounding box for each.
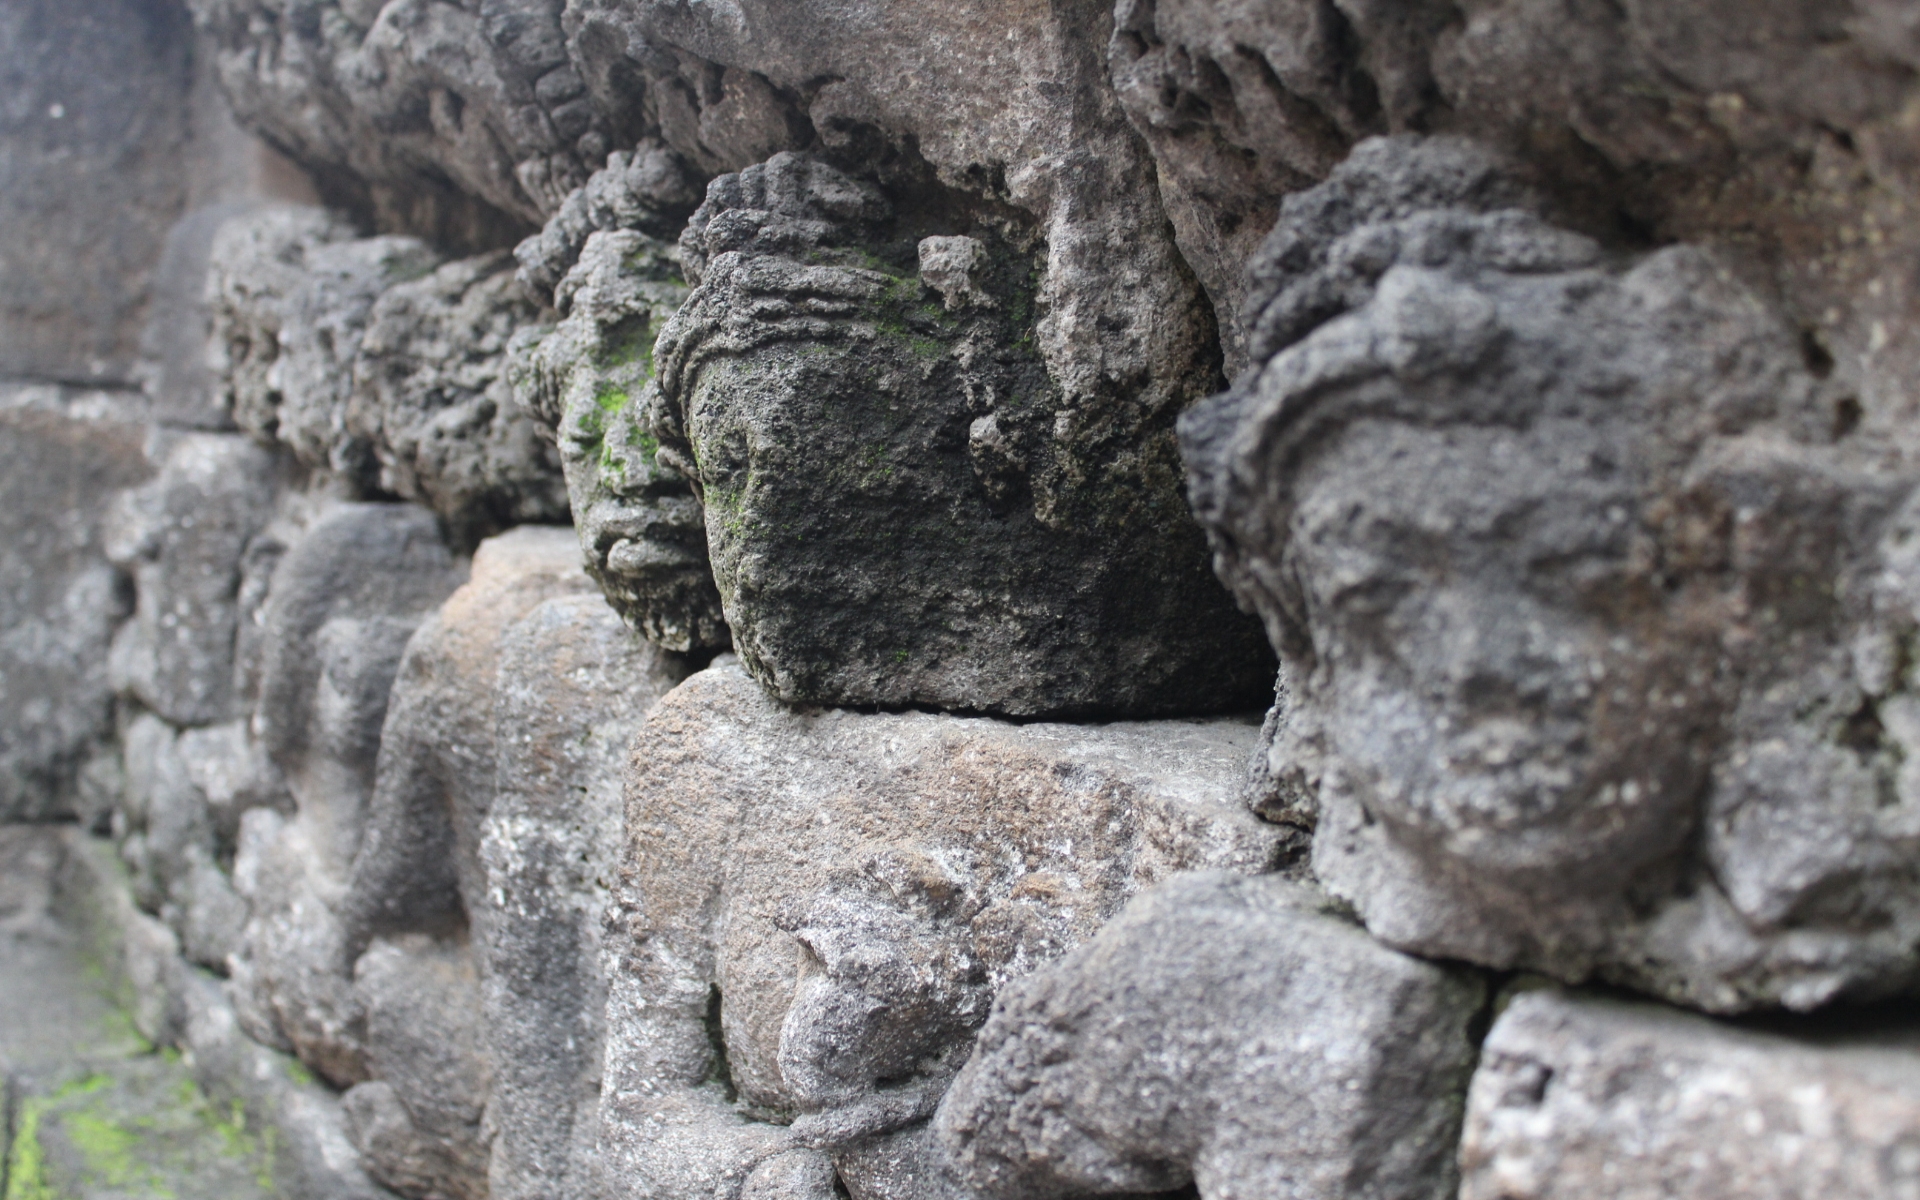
[703,984,738,1104]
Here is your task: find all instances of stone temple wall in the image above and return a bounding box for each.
[7,1,1920,1197]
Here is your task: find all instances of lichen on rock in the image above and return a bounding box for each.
[649,151,1274,716]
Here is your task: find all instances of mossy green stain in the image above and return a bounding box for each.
[4,1098,53,1200]
[64,1110,142,1188]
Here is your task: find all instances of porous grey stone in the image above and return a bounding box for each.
[333,525,686,1199]
[0,0,191,383]
[481,586,687,1200]
[511,227,723,653]
[211,207,568,545]
[331,525,596,1198]
[0,406,151,822]
[937,871,1486,1200]
[189,0,554,246]
[118,713,254,973]
[1108,0,1453,374]
[1461,988,1920,1200]
[106,432,283,727]
[210,207,441,488]
[346,936,493,1200]
[651,152,1272,716]
[344,527,592,953]
[512,145,704,301]
[348,251,570,547]
[1180,134,1920,1012]
[230,502,462,1084]
[597,660,1286,1199]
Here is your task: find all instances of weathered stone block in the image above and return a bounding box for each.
[482,587,686,1200]
[0,406,151,822]
[348,250,570,547]
[598,660,1287,1199]
[107,431,283,727]
[210,207,439,488]
[1462,988,1920,1200]
[330,524,686,1199]
[230,502,462,1083]
[938,871,1486,1200]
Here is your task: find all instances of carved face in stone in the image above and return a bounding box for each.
[647,151,1276,717]
[512,229,730,653]
[1185,137,1920,1006]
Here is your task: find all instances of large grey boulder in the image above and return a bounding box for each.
[1181,134,1920,1013]
[649,152,1272,716]
[0,404,151,822]
[597,660,1286,1199]
[937,871,1486,1200]
[106,432,284,727]
[1461,988,1920,1200]
[229,502,462,1084]
[511,226,722,652]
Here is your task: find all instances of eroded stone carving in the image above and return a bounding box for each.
[325,526,687,1199]
[650,152,1273,716]
[937,871,1486,1200]
[597,660,1286,1199]
[210,208,568,546]
[348,251,569,547]
[1182,134,1920,1012]
[511,226,724,653]
[228,502,463,1083]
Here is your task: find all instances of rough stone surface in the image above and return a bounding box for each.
[348,251,570,547]
[106,431,284,727]
[1108,0,1453,375]
[331,525,687,1199]
[598,661,1287,1199]
[0,406,151,822]
[1462,988,1920,1200]
[938,871,1485,1200]
[26,3,1920,1198]
[118,713,255,972]
[1182,134,1920,1013]
[512,226,722,652]
[0,0,191,383]
[230,502,462,1085]
[652,152,1272,716]
[210,206,441,488]
[481,587,686,1200]
[512,145,704,301]
[188,0,548,247]
[211,207,569,545]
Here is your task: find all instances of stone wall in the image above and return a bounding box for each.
[8,2,1920,1198]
